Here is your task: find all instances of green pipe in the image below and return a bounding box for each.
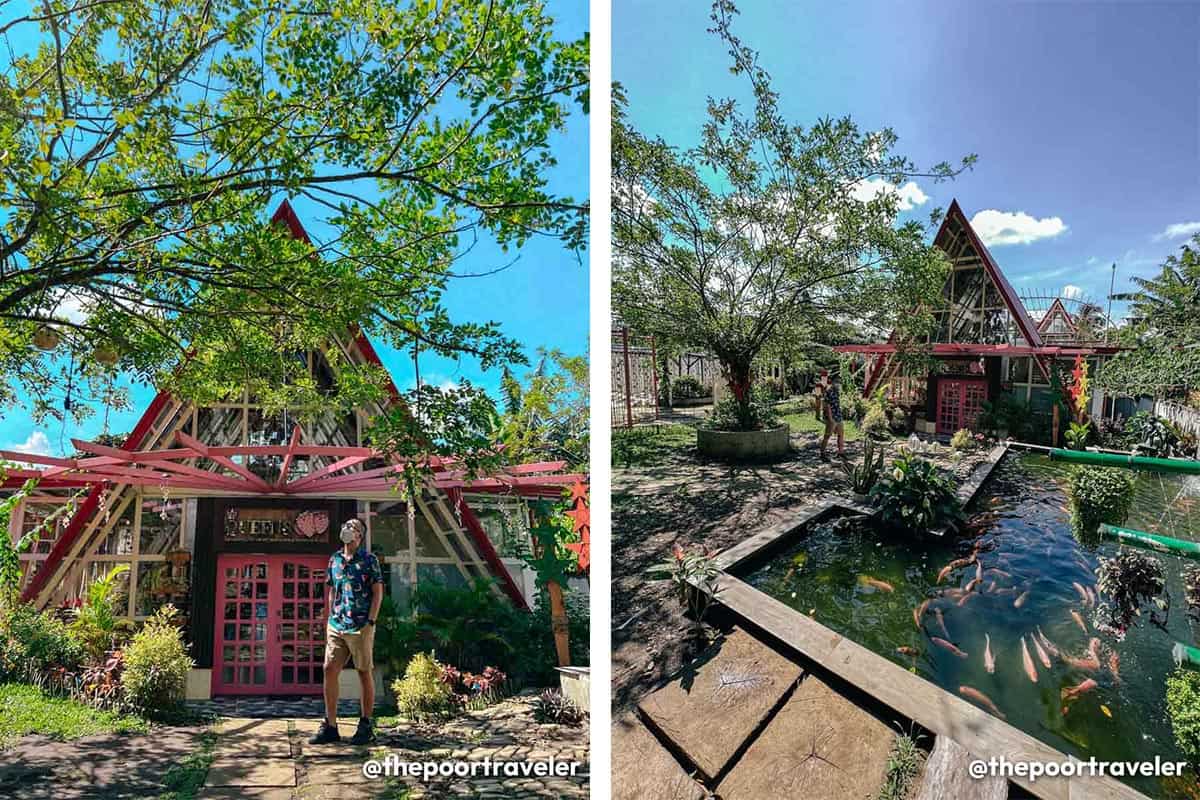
[1047,448,1200,475]
[1099,524,1200,559]
[1173,642,1200,671]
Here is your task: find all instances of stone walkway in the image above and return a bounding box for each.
[613,627,1006,800]
[0,694,588,799]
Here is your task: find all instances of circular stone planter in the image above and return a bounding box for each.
[697,424,791,461]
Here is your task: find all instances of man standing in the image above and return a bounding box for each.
[309,518,383,745]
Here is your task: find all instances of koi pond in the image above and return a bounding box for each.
[743,452,1200,798]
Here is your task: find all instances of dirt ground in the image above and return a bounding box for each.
[610,427,989,714]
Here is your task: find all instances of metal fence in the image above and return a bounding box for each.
[611,327,659,428]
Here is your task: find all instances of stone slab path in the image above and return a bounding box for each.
[0,694,588,799]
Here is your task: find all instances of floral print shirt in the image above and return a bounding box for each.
[326,548,383,632]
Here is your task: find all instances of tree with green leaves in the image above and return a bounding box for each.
[612,1,971,430]
[1100,238,1200,401]
[497,348,588,469]
[0,0,587,450]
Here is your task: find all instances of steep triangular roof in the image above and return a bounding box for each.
[13,201,572,610]
[1037,297,1076,334]
[932,200,1044,348]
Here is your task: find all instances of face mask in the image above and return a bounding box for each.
[340,529,358,545]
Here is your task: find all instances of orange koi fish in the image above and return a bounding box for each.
[984,633,995,674]
[1032,633,1051,668]
[960,685,1005,719]
[1014,590,1030,609]
[1070,609,1088,633]
[1020,636,1038,683]
[932,637,968,658]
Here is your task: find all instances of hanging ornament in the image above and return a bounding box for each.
[33,326,60,351]
[94,344,119,367]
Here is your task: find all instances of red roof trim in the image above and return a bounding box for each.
[835,343,1125,356]
[22,390,173,603]
[939,199,1044,348]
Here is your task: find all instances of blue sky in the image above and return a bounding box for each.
[3,1,588,458]
[615,0,1200,315]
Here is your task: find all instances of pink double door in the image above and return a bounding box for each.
[213,554,330,695]
[936,378,988,436]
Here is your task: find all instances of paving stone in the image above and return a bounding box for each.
[302,756,374,785]
[637,627,802,780]
[611,713,705,800]
[213,718,293,758]
[716,674,895,800]
[198,788,297,800]
[206,756,297,787]
[914,736,1007,800]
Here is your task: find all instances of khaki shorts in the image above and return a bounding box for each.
[325,624,375,672]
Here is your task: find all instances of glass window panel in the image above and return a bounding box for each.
[983,278,1001,308]
[18,502,69,555]
[139,497,183,554]
[931,312,950,343]
[385,562,413,614]
[952,267,985,307]
[950,304,981,343]
[97,501,135,555]
[195,407,244,448]
[981,309,1009,344]
[416,563,468,596]
[370,502,410,558]
[414,514,451,558]
[1008,357,1031,384]
[135,562,175,617]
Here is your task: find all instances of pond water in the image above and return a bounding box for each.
[743,453,1200,797]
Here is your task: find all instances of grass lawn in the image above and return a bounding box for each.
[159,730,217,800]
[612,424,695,468]
[0,682,148,748]
[779,408,865,442]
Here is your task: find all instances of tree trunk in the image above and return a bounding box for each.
[547,579,571,667]
[722,358,755,430]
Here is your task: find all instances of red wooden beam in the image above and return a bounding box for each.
[175,432,275,492]
[284,455,370,492]
[275,426,303,489]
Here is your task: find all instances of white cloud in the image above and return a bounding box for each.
[850,178,929,212]
[1086,256,1098,265]
[1153,221,1200,242]
[970,209,1067,246]
[1062,284,1083,299]
[12,431,52,456]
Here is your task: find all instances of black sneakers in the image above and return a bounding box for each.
[308,720,341,744]
[350,717,375,745]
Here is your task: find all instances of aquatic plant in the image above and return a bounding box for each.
[878,728,927,800]
[869,449,963,535]
[1064,421,1092,451]
[647,544,721,628]
[1094,550,1167,638]
[1067,466,1134,540]
[1167,668,1200,765]
[841,436,887,494]
[1184,565,1200,619]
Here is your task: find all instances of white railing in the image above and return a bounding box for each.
[1154,399,1200,457]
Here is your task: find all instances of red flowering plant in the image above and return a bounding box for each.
[648,544,721,632]
[439,662,508,708]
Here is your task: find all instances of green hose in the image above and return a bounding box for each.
[1047,448,1200,475]
[1174,642,1200,670]
[1099,524,1200,559]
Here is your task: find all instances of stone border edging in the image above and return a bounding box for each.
[700,465,1152,800]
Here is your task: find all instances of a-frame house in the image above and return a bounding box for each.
[3,201,582,699]
[837,200,1123,436]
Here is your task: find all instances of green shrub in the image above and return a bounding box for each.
[120,606,193,719]
[949,428,973,452]
[669,376,707,400]
[860,405,891,440]
[1167,668,1200,764]
[0,603,84,689]
[869,449,963,535]
[757,377,788,403]
[704,390,780,432]
[1068,466,1134,537]
[393,652,455,722]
